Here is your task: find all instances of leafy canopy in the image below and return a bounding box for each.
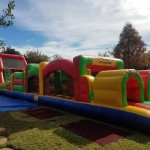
[113,23,147,69]
[0,0,15,28]
[1,46,21,55]
[49,54,63,61]
[0,1,15,50]
[24,50,49,63]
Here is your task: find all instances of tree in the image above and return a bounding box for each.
[0,41,5,51]
[50,54,63,61]
[1,46,21,55]
[139,52,150,69]
[142,51,150,69]
[0,1,15,28]
[98,51,111,57]
[24,50,49,63]
[113,23,147,69]
[0,1,15,50]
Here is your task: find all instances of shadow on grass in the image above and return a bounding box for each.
[127,132,150,144]
[0,109,62,136]
[54,118,150,146]
[54,128,91,146]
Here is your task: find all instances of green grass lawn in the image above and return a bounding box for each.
[0,106,150,150]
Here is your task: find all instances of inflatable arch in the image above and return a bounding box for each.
[73,55,124,102]
[73,55,124,77]
[93,69,144,107]
[41,59,75,96]
[43,59,74,77]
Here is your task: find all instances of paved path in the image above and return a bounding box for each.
[0,128,13,150]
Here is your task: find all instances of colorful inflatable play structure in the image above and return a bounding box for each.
[1,53,150,132]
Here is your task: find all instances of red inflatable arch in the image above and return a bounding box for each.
[42,59,75,78]
[42,59,75,96]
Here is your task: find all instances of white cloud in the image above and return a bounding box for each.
[13,41,101,60]
[10,0,150,58]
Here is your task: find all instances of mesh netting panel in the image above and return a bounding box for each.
[2,58,26,70]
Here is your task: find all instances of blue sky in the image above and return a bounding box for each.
[1,0,150,59]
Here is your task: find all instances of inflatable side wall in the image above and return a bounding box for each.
[12,72,26,92]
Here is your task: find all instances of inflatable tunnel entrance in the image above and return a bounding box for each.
[42,59,75,97]
[93,69,144,107]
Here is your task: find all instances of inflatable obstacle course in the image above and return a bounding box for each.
[1,54,150,132]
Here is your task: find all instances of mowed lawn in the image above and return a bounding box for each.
[0,106,150,150]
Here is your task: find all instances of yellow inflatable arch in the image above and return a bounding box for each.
[93,69,144,107]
